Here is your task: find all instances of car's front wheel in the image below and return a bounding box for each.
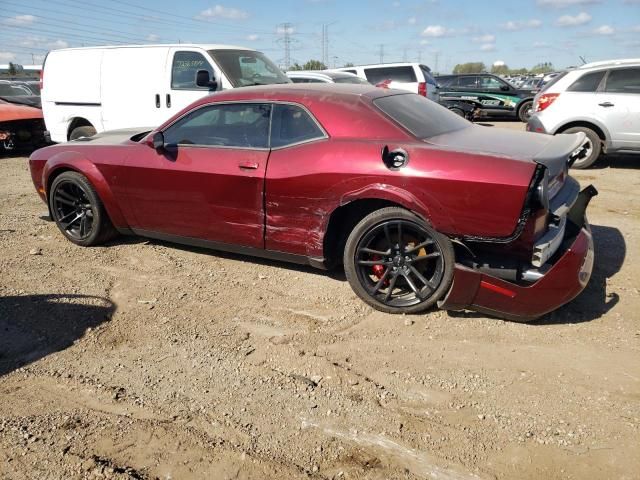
[344,207,455,314]
[49,171,117,246]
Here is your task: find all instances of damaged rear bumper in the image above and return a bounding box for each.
[439,185,597,322]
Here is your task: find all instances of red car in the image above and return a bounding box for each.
[0,99,46,153]
[29,84,596,321]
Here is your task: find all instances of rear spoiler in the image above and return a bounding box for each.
[534,132,587,177]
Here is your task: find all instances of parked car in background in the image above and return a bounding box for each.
[286,70,370,84]
[0,80,41,108]
[333,62,440,103]
[41,44,290,142]
[0,99,47,153]
[29,83,596,321]
[527,58,640,168]
[436,73,536,122]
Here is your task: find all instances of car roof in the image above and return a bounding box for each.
[287,70,360,80]
[336,62,430,69]
[578,58,640,70]
[50,44,254,53]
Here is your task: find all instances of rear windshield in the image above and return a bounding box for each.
[333,76,369,84]
[374,93,470,139]
[208,50,290,88]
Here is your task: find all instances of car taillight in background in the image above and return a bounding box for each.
[535,93,559,112]
[418,82,427,97]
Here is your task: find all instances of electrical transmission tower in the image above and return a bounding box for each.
[378,44,384,63]
[277,22,293,70]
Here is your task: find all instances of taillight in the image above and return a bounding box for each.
[39,69,44,91]
[535,93,559,112]
[418,82,427,97]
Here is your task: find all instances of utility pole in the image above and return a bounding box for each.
[418,51,422,63]
[332,55,338,69]
[321,24,328,66]
[31,53,35,64]
[403,48,408,62]
[434,52,440,74]
[378,44,384,63]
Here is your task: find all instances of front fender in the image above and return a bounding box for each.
[43,151,128,228]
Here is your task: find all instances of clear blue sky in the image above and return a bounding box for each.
[1,0,639,72]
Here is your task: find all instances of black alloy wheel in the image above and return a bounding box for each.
[344,207,454,314]
[49,171,116,246]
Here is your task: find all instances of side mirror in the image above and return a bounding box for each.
[500,84,510,91]
[196,69,218,90]
[150,131,164,150]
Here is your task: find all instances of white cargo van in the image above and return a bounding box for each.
[41,44,290,142]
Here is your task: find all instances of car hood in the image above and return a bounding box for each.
[0,101,43,122]
[426,125,586,179]
[70,127,153,145]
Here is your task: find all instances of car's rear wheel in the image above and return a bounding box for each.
[69,125,96,141]
[344,207,455,314]
[49,171,116,246]
[517,100,533,122]
[562,126,602,169]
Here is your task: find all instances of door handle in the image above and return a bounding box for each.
[166,94,171,108]
[155,94,160,108]
[598,102,614,107]
[238,161,259,170]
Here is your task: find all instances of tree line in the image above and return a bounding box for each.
[452,62,556,75]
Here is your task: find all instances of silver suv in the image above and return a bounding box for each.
[333,63,440,103]
[527,58,640,168]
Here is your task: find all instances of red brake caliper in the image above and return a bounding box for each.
[371,256,390,286]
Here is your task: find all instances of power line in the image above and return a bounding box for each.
[2,7,163,43]
[3,24,131,46]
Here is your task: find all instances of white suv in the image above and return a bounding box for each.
[333,62,440,103]
[527,58,640,168]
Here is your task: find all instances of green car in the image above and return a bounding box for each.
[435,73,537,122]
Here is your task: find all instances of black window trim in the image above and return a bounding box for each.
[602,67,640,95]
[160,100,329,151]
[170,50,217,92]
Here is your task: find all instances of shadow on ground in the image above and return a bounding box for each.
[0,294,115,377]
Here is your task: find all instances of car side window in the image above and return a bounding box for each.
[456,76,479,88]
[480,76,506,90]
[163,103,271,148]
[171,51,214,89]
[364,66,417,84]
[568,71,606,92]
[343,69,357,75]
[605,68,640,94]
[270,104,325,148]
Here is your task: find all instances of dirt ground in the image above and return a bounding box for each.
[1,122,639,480]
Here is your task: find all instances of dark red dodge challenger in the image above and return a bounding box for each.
[29,84,596,321]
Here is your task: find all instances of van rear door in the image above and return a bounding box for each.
[101,47,169,131]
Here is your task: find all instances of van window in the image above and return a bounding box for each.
[271,104,325,148]
[208,50,289,87]
[171,51,214,89]
[567,70,605,92]
[364,66,417,84]
[163,103,271,148]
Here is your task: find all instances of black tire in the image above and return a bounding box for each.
[69,125,96,141]
[49,171,117,246]
[343,207,455,314]
[517,100,533,123]
[449,107,465,118]
[561,126,602,169]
